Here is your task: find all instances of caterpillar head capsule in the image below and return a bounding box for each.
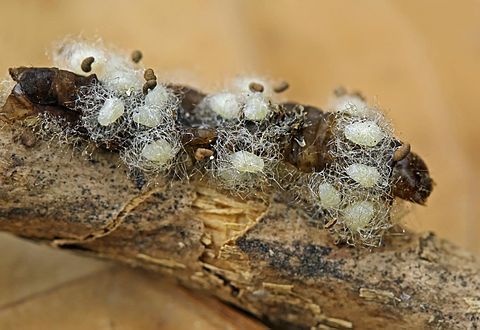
[391,152,433,205]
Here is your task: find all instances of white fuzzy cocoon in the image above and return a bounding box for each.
[97,97,125,126]
[343,201,375,231]
[208,93,240,119]
[141,139,175,165]
[103,65,143,93]
[230,151,265,173]
[244,93,270,120]
[145,86,171,106]
[333,95,369,117]
[318,183,341,209]
[54,42,108,76]
[344,121,384,147]
[346,163,381,188]
[53,40,143,93]
[132,106,164,127]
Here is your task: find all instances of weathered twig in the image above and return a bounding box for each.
[1,69,479,329]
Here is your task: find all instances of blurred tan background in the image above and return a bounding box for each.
[0,0,479,328]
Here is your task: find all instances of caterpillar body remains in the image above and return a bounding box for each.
[0,39,433,247]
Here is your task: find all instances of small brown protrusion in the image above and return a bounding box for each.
[144,68,156,81]
[131,50,143,63]
[20,130,37,148]
[393,142,411,162]
[194,148,214,161]
[143,68,157,94]
[81,57,95,73]
[143,80,157,94]
[273,81,289,93]
[249,82,264,93]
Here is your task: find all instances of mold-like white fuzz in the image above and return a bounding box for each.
[346,163,381,188]
[230,151,265,173]
[141,139,176,165]
[244,93,270,120]
[343,201,375,231]
[344,121,384,147]
[318,183,341,208]
[145,86,171,106]
[207,93,240,119]
[132,106,164,127]
[54,41,108,76]
[97,97,125,126]
[53,39,144,93]
[332,95,369,117]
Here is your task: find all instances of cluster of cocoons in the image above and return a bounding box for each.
[25,38,411,247]
[52,39,182,174]
[200,76,277,123]
[49,38,285,187]
[205,91,271,121]
[192,77,288,194]
[308,93,395,246]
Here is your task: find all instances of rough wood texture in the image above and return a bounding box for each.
[0,233,266,330]
[1,117,479,329]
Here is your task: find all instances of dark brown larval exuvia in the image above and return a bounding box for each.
[2,66,433,206]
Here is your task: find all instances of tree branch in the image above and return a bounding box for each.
[1,71,479,329]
